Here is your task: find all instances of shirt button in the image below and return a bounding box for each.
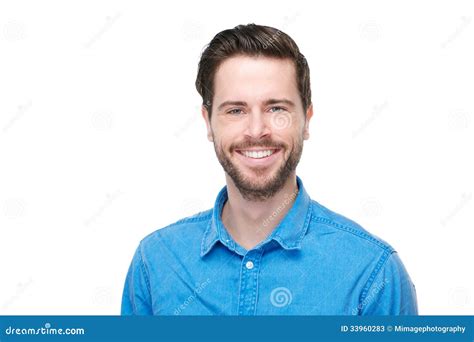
[245,261,254,270]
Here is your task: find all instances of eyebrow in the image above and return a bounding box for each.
[217,98,296,111]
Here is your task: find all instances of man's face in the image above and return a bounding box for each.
[202,55,313,201]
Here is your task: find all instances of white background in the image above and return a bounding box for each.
[0,0,473,315]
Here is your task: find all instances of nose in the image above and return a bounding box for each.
[245,110,271,139]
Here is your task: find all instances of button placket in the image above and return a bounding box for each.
[237,249,264,315]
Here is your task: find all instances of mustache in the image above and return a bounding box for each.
[230,138,286,152]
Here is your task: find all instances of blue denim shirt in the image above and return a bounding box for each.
[121,177,418,315]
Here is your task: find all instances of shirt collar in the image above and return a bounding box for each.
[200,176,312,257]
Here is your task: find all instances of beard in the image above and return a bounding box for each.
[213,135,304,202]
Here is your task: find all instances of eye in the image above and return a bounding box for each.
[269,106,285,113]
[227,108,244,115]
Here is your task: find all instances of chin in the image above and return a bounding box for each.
[241,170,279,187]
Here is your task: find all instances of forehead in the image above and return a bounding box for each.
[213,55,298,102]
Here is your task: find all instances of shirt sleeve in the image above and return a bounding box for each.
[360,251,418,315]
[121,242,153,315]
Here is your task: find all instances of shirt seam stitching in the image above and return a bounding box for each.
[313,215,392,252]
[359,250,395,314]
[173,212,212,225]
[273,199,313,249]
[253,249,264,315]
[200,219,214,256]
[138,242,152,309]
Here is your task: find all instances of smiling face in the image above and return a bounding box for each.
[202,55,313,201]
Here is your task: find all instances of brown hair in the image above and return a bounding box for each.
[195,23,312,117]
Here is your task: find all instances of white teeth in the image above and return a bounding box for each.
[241,150,275,159]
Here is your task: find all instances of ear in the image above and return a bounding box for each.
[303,103,313,140]
[201,105,213,142]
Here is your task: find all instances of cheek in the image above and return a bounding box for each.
[214,133,234,153]
[285,122,306,143]
[214,126,243,146]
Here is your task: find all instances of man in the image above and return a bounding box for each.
[121,24,418,315]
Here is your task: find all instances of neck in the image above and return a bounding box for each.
[221,173,299,250]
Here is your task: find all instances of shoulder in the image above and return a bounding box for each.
[307,199,412,301]
[309,199,395,255]
[138,209,213,252]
